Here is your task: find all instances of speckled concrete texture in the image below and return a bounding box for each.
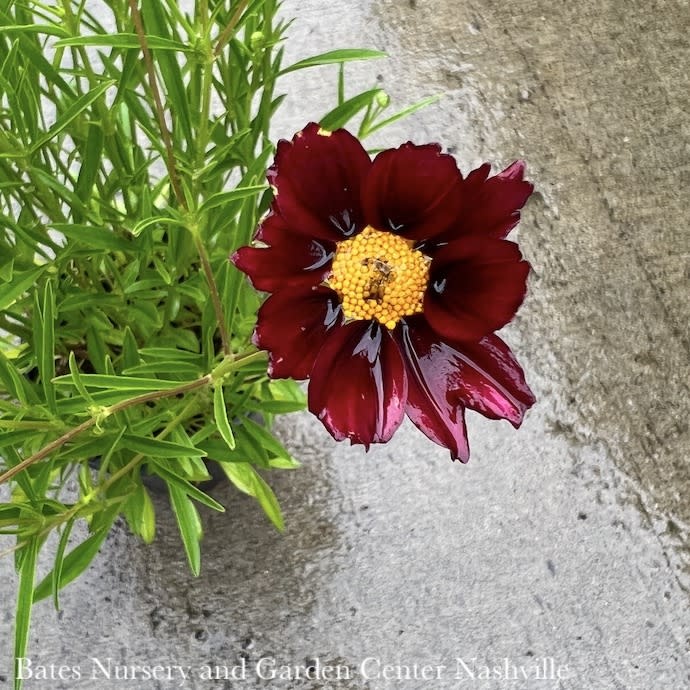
[1,0,689,688]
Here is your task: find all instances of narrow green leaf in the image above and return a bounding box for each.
[220,262,245,342]
[85,325,107,374]
[4,28,74,97]
[198,185,266,214]
[151,463,224,512]
[137,347,201,360]
[130,215,185,237]
[121,327,140,371]
[281,48,387,75]
[167,483,202,575]
[320,88,383,131]
[2,446,38,504]
[121,434,207,458]
[246,399,306,414]
[55,34,196,52]
[74,124,105,204]
[251,472,284,531]
[268,456,301,470]
[56,223,133,252]
[168,448,210,482]
[221,462,284,531]
[123,361,202,377]
[266,378,306,406]
[338,62,345,104]
[220,460,254,495]
[0,351,31,405]
[14,536,40,690]
[33,527,110,603]
[194,438,237,463]
[0,24,69,38]
[67,351,92,403]
[55,389,162,415]
[123,279,168,295]
[0,266,45,312]
[240,416,291,460]
[124,485,156,543]
[51,517,76,610]
[0,505,22,522]
[213,385,236,450]
[0,257,14,281]
[28,168,92,219]
[30,80,116,153]
[52,374,190,390]
[96,426,127,482]
[363,95,441,137]
[40,281,56,413]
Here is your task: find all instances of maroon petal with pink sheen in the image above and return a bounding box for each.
[395,318,470,462]
[308,321,407,447]
[443,160,533,240]
[361,143,463,242]
[268,122,371,242]
[253,286,343,380]
[232,212,334,292]
[424,236,530,342]
[399,316,534,432]
[449,332,536,427]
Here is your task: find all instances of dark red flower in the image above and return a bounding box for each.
[233,123,535,461]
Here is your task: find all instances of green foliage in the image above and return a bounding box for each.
[0,1,434,685]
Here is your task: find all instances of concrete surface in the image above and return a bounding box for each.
[1,0,689,688]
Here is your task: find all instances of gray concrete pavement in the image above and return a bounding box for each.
[1,0,689,688]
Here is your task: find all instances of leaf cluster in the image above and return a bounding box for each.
[0,1,436,686]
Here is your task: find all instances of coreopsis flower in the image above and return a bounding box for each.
[232,123,536,461]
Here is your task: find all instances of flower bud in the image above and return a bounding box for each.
[250,31,265,52]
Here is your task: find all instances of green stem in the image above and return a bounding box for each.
[193,233,231,355]
[211,349,266,381]
[128,0,187,210]
[214,0,249,57]
[195,55,213,198]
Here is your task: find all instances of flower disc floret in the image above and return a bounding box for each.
[328,226,430,330]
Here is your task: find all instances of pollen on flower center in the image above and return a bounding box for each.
[328,225,430,330]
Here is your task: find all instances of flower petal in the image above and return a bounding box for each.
[268,122,371,241]
[399,316,534,430]
[254,286,344,380]
[455,160,534,239]
[395,318,470,462]
[361,142,463,241]
[449,332,536,427]
[424,236,530,342]
[232,212,335,292]
[308,321,407,447]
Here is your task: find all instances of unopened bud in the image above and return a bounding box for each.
[250,31,265,52]
[375,90,390,108]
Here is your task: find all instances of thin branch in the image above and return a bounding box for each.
[0,375,211,486]
[0,350,265,486]
[0,419,97,485]
[194,236,231,355]
[129,0,231,356]
[214,0,249,56]
[128,0,187,209]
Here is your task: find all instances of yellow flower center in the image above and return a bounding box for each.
[328,226,430,330]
